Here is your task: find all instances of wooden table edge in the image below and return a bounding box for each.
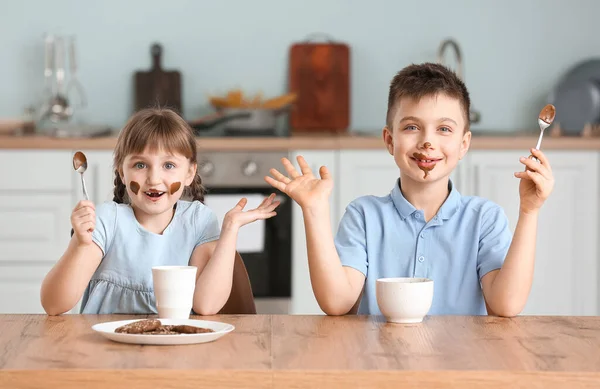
[1,369,599,389]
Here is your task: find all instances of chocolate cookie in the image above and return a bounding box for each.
[115,319,161,334]
[145,325,177,335]
[170,325,214,334]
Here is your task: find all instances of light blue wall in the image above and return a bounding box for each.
[1,0,599,132]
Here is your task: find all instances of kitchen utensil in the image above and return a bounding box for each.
[41,34,55,108]
[535,104,556,150]
[65,36,86,109]
[188,111,252,132]
[189,106,291,135]
[437,38,480,124]
[289,33,350,132]
[73,151,89,200]
[47,37,72,122]
[531,104,556,163]
[135,43,182,114]
[548,58,600,135]
[221,106,290,133]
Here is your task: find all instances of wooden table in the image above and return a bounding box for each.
[1,314,599,388]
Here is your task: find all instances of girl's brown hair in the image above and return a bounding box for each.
[112,107,205,204]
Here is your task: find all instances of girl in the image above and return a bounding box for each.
[40,108,279,315]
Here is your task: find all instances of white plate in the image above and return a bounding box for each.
[91,318,235,345]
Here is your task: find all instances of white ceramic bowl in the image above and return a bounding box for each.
[376,277,434,323]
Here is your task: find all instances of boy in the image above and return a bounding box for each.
[265,63,554,317]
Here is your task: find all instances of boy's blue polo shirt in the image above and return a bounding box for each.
[335,179,512,315]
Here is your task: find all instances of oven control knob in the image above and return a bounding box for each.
[242,161,258,176]
[199,161,215,176]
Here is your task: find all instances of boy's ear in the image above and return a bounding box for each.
[459,130,472,160]
[382,126,394,155]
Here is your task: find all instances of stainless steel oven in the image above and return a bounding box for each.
[197,151,291,314]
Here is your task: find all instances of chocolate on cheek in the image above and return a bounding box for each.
[170,182,182,195]
[129,181,140,195]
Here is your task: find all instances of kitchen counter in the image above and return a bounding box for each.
[1,314,599,388]
[2,133,600,150]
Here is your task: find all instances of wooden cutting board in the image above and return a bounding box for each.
[134,43,182,114]
[289,38,350,133]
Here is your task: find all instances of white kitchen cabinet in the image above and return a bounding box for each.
[288,150,338,315]
[464,150,599,316]
[0,150,74,313]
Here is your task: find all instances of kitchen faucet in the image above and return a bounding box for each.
[437,38,480,123]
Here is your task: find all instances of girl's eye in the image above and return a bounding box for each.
[164,162,176,170]
[134,162,146,169]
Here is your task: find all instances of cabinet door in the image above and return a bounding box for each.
[337,150,464,217]
[466,151,599,316]
[0,150,74,313]
[288,150,338,314]
[0,262,54,313]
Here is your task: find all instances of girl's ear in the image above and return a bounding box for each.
[186,163,197,186]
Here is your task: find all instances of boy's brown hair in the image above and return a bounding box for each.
[386,63,471,131]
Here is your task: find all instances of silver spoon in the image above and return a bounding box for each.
[532,104,556,162]
[73,151,89,200]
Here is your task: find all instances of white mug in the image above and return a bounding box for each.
[151,266,197,319]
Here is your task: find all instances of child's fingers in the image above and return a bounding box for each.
[264,176,287,192]
[319,166,331,180]
[77,221,95,233]
[516,169,544,187]
[269,168,290,184]
[281,157,300,179]
[296,155,314,176]
[256,211,277,219]
[72,205,94,217]
[235,198,248,210]
[260,193,276,207]
[73,208,95,219]
[73,200,95,212]
[530,148,553,173]
[264,201,280,212]
[521,156,551,179]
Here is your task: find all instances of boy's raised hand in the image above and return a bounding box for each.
[223,193,280,229]
[264,155,333,209]
[514,148,555,214]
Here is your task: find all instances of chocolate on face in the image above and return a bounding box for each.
[129,181,140,195]
[169,182,181,195]
[423,142,431,149]
[413,152,436,179]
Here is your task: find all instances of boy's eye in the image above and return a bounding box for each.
[439,126,452,133]
[134,162,146,169]
[405,125,418,131]
[164,162,176,170]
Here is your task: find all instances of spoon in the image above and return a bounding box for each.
[73,151,89,200]
[533,104,556,162]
